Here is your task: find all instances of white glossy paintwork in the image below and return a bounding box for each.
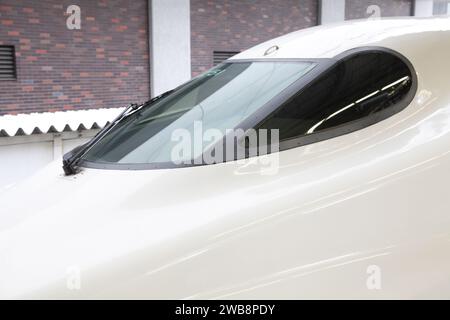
[1,17,450,299]
[231,17,450,60]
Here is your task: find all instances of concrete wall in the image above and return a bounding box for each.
[0,130,97,189]
[320,0,346,24]
[150,0,191,96]
[415,0,434,16]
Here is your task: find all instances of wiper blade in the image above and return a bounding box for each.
[62,90,174,175]
[62,102,140,175]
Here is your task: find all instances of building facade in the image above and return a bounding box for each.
[0,0,150,115]
[2,0,448,116]
[190,0,319,76]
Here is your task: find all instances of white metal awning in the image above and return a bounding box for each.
[0,108,124,137]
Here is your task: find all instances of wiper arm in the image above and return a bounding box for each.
[62,90,174,175]
[62,102,140,175]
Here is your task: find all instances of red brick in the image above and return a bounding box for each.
[115,25,128,32]
[22,86,34,92]
[190,0,319,76]
[1,0,150,116]
[0,5,13,11]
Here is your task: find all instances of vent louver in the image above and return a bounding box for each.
[0,46,17,81]
[213,51,240,65]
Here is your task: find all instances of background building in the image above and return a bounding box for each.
[0,0,449,187]
[3,0,449,116]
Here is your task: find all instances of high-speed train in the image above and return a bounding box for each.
[1,17,450,299]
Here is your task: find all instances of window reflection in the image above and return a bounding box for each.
[257,51,413,142]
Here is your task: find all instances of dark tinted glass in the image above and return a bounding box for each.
[257,51,413,141]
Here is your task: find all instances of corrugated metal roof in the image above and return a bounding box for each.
[0,107,124,137]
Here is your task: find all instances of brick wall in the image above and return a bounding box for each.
[190,0,318,77]
[0,0,150,115]
[346,0,413,20]
[0,0,416,116]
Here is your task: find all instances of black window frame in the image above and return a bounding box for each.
[245,46,418,152]
[77,46,417,171]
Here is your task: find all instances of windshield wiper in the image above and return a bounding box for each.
[62,90,174,175]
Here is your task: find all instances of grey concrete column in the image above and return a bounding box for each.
[149,0,191,97]
[414,0,434,16]
[319,0,346,24]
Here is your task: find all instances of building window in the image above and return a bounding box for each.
[213,51,240,66]
[256,49,415,146]
[0,46,17,81]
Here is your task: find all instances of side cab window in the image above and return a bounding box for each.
[257,49,416,146]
